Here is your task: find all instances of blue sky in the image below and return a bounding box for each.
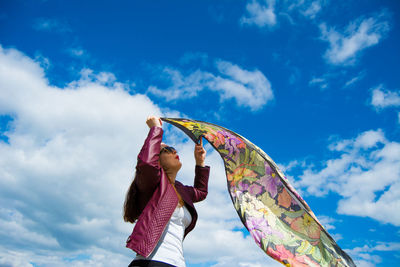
[0,0,400,266]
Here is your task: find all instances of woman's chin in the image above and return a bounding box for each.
[172,161,182,172]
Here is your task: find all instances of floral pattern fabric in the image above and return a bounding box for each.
[161,118,355,267]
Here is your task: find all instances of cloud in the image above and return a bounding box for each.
[240,0,325,29]
[320,12,390,65]
[0,43,160,254]
[0,247,132,267]
[67,47,87,58]
[300,0,322,19]
[33,18,72,33]
[213,60,274,110]
[344,71,365,88]
[147,68,210,101]
[370,85,400,109]
[0,44,160,265]
[346,242,400,266]
[240,0,277,28]
[0,44,280,266]
[309,76,328,90]
[292,129,400,226]
[308,71,350,91]
[317,215,338,231]
[288,0,324,19]
[147,60,274,111]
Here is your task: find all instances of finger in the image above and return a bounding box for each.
[199,136,203,146]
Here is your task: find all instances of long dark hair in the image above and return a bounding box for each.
[124,155,185,223]
[123,173,140,223]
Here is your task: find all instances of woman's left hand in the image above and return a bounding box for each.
[194,137,206,167]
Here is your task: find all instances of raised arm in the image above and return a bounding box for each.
[191,137,210,202]
[134,116,163,193]
[191,165,210,202]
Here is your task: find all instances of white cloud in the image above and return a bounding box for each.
[370,85,400,109]
[0,44,161,253]
[0,45,279,266]
[346,242,400,267]
[34,53,51,70]
[293,129,400,226]
[147,68,211,101]
[344,71,365,88]
[147,60,274,111]
[353,260,376,267]
[353,129,386,149]
[317,215,337,231]
[68,47,87,58]
[288,0,324,19]
[373,242,400,251]
[0,45,156,266]
[240,0,277,28]
[240,0,325,29]
[212,60,274,110]
[308,71,344,90]
[320,13,390,65]
[0,246,132,267]
[301,0,322,19]
[309,76,328,90]
[0,208,60,249]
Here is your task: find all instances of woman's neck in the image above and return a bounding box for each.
[165,170,177,183]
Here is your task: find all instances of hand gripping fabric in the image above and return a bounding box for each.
[161,118,355,267]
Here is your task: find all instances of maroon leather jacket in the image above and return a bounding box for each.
[126,126,210,257]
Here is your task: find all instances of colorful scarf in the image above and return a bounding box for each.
[161,118,355,267]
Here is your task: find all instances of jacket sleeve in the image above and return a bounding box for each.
[189,165,210,203]
[134,126,163,194]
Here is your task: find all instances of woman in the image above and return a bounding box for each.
[124,116,210,267]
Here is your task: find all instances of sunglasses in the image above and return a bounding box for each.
[160,146,177,154]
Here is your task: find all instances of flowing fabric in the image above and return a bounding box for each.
[161,118,355,267]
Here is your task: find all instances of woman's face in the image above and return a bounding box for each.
[159,144,182,172]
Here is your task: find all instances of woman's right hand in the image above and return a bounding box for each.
[146,115,162,128]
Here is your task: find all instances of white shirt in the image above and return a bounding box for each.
[135,205,192,267]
